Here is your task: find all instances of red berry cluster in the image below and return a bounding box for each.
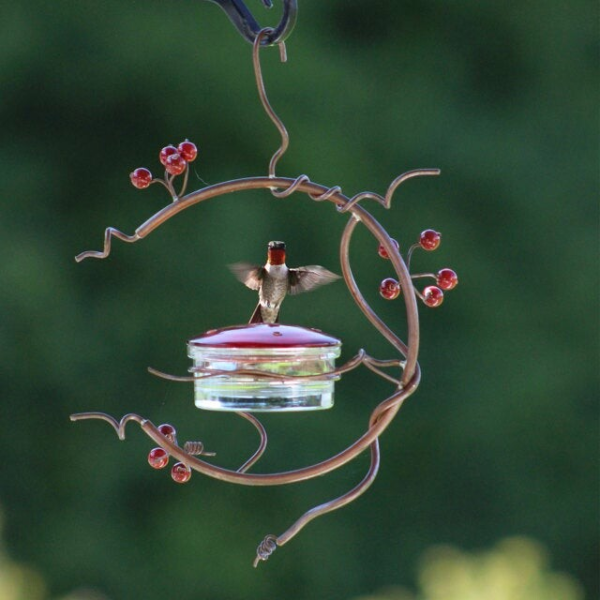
[147,423,192,484]
[130,140,198,199]
[377,229,458,308]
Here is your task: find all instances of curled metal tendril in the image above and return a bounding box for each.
[254,535,278,567]
[183,440,216,457]
[72,29,439,565]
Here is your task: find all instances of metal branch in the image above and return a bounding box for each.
[69,365,419,487]
[235,412,268,473]
[71,169,428,487]
[147,349,403,385]
[73,173,430,386]
[253,29,289,178]
[70,412,146,440]
[70,27,445,566]
[75,228,140,263]
[254,438,380,566]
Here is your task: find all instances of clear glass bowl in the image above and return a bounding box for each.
[188,324,342,412]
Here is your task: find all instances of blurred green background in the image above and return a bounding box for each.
[0,0,597,599]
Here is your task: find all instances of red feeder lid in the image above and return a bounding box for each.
[188,324,340,348]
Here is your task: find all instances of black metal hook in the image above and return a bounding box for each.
[204,0,297,45]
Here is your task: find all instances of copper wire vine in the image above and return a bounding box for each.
[71,29,441,566]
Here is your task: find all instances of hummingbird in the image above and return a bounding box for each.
[229,241,340,324]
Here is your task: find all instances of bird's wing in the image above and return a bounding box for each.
[228,263,265,291]
[288,266,341,295]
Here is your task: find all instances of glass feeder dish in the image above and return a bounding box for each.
[187,323,342,412]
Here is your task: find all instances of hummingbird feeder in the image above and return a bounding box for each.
[71,0,459,567]
[187,324,341,412]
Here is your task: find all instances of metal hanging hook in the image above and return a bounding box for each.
[204,0,298,45]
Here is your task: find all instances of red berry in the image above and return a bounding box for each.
[158,423,177,443]
[171,462,192,484]
[422,285,444,307]
[436,268,458,290]
[148,447,169,469]
[377,238,400,260]
[159,145,178,166]
[419,229,441,251]
[130,167,152,189]
[165,153,187,176]
[178,140,197,162]
[379,277,401,300]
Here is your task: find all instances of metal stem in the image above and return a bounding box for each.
[70,366,419,487]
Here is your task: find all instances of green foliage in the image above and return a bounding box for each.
[0,1,597,599]
[0,509,109,600]
[352,537,584,600]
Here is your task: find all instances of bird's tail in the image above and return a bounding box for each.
[248,303,280,324]
[249,303,263,324]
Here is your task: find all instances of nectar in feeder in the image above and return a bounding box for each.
[187,323,342,412]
